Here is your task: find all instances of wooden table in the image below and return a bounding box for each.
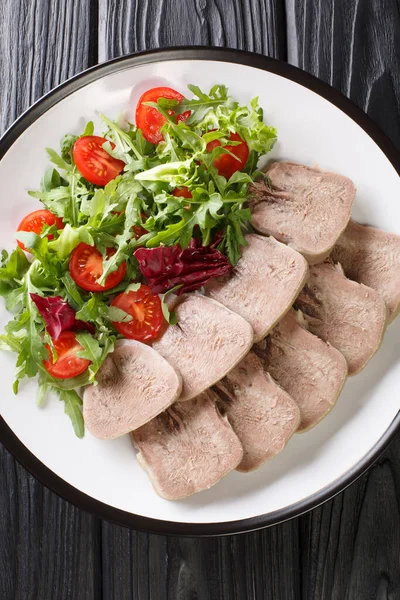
[1,1,399,598]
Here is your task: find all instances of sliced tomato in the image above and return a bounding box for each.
[206,132,250,179]
[172,187,192,199]
[17,209,64,251]
[69,243,127,292]
[72,136,125,186]
[111,285,164,342]
[43,331,90,379]
[136,87,191,144]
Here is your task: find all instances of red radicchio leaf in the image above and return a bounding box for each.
[134,241,232,295]
[30,294,76,339]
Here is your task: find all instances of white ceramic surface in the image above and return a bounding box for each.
[0,56,399,528]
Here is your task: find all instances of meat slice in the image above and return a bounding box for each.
[132,390,243,500]
[83,340,182,439]
[254,311,347,432]
[331,220,400,322]
[249,161,356,264]
[153,294,254,401]
[294,260,387,375]
[204,234,308,342]
[213,352,300,472]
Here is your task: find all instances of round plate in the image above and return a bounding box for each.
[1,48,399,536]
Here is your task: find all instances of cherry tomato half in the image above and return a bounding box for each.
[17,209,64,251]
[206,132,250,179]
[43,331,91,379]
[172,187,192,199]
[111,285,164,342]
[69,243,127,292]
[136,87,191,145]
[72,136,125,186]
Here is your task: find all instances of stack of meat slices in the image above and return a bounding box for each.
[83,161,400,500]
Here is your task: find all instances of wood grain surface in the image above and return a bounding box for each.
[1,1,400,599]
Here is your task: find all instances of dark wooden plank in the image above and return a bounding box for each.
[300,433,400,600]
[0,1,101,599]
[286,1,400,598]
[101,520,300,600]
[98,0,286,62]
[285,0,400,148]
[0,0,97,135]
[0,446,102,600]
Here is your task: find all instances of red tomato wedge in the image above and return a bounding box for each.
[17,209,64,251]
[136,87,191,144]
[206,132,250,179]
[69,243,127,292]
[72,136,125,186]
[43,331,91,379]
[111,285,164,342]
[172,187,192,199]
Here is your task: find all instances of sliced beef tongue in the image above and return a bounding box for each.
[249,161,356,264]
[213,351,300,472]
[132,390,243,500]
[254,310,347,432]
[153,294,254,402]
[295,260,387,375]
[83,340,182,439]
[331,220,400,323]
[204,234,308,342]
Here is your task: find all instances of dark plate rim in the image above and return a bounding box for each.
[0,47,399,537]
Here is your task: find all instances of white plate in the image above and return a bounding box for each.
[1,48,399,535]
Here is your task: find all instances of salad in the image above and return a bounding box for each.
[0,83,277,437]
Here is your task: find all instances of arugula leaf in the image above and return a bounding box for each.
[0,247,30,298]
[219,205,251,265]
[57,389,85,438]
[41,168,65,192]
[46,148,74,173]
[48,224,94,259]
[75,332,115,382]
[100,114,142,161]
[145,211,198,249]
[75,294,108,322]
[36,382,49,407]
[60,272,85,310]
[81,121,94,137]
[61,134,78,164]
[159,84,231,125]
[160,285,181,325]
[97,196,141,285]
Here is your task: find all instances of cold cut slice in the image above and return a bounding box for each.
[153,295,254,401]
[213,352,300,472]
[249,161,356,264]
[254,311,347,432]
[83,340,182,439]
[204,234,308,342]
[294,260,387,375]
[331,220,400,322]
[132,390,243,500]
